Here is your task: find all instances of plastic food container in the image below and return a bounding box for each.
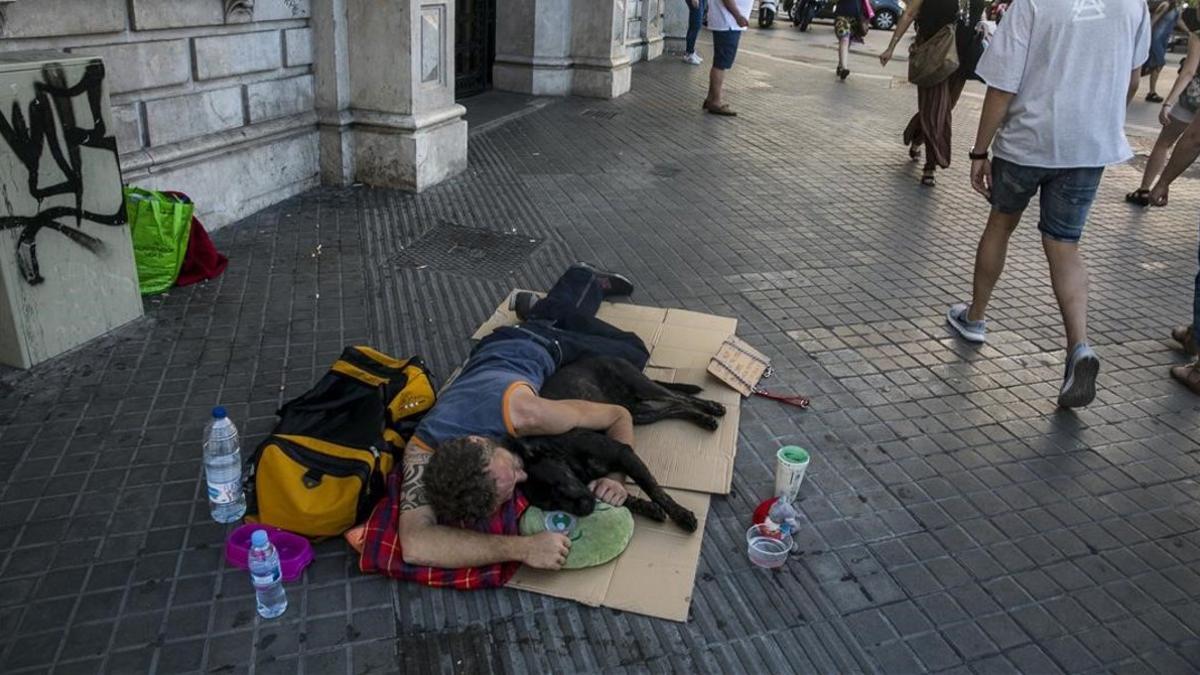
[225,523,313,582]
[745,524,792,569]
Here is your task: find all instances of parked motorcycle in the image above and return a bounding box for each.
[759,0,778,27]
[791,0,823,31]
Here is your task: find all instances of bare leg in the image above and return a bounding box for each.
[967,209,1024,322]
[837,37,850,70]
[1141,120,1188,190]
[1149,67,1161,96]
[1042,236,1089,350]
[706,67,727,107]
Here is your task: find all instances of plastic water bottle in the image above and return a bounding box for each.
[248,530,288,619]
[203,406,246,523]
[765,499,798,537]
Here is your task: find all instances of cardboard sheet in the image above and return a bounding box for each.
[506,488,710,622]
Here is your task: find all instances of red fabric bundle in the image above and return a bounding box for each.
[162,191,228,287]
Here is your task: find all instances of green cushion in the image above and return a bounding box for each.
[519,502,635,569]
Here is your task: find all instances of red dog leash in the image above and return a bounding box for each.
[753,388,810,410]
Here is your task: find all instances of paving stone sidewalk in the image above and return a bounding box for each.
[2,35,1200,674]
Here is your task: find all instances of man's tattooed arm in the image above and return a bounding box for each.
[399,446,432,512]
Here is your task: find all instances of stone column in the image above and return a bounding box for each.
[570,0,632,98]
[493,0,574,96]
[645,0,665,61]
[343,0,467,191]
[663,0,690,54]
[312,0,353,185]
[495,0,631,99]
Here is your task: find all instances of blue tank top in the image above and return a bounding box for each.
[413,336,556,450]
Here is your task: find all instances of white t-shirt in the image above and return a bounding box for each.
[975,0,1151,168]
[708,0,754,31]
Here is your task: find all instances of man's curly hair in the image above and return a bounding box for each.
[426,436,500,524]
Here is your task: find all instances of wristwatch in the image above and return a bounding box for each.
[968,149,989,161]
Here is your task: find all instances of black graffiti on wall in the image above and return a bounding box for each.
[0,61,124,285]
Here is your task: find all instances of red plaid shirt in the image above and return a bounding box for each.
[358,468,528,589]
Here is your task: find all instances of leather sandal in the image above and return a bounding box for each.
[1172,325,1197,355]
[1170,361,1200,395]
[703,102,738,116]
[1125,188,1151,207]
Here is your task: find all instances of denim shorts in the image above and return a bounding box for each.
[711,30,742,70]
[989,157,1105,243]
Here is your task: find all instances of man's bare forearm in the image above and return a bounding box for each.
[604,408,635,447]
[721,0,740,14]
[399,511,528,567]
[1128,68,1141,105]
[972,87,1015,153]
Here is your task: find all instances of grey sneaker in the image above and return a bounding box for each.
[1058,342,1100,408]
[946,303,986,343]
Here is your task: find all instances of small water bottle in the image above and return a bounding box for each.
[248,530,288,619]
[203,406,246,523]
[765,499,798,537]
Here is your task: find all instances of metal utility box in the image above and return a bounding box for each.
[0,51,143,369]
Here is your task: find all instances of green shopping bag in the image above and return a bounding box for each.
[124,187,193,295]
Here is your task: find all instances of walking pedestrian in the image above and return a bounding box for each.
[834,0,868,80]
[946,0,1151,409]
[880,0,967,186]
[1142,0,1182,103]
[1128,7,1200,206]
[683,0,708,65]
[703,0,752,116]
[1147,74,1200,395]
[1163,235,1200,392]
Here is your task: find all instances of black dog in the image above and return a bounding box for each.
[510,356,727,532]
[539,356,727,429]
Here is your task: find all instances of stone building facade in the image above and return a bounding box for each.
[0,0,320,229]
[0,0,676,231]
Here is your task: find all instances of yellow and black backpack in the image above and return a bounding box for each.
[244,346,436,538]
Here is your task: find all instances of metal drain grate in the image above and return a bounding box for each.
[390,222,543,278]
[581,109,619,120]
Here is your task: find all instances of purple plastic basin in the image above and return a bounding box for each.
[225,523,313,582]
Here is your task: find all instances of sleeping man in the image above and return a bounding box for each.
[387,263,651,571]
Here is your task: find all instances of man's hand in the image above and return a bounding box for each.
[686,0,698,7]
[879,48,893,67]
[589,477,628,506]
[970,158,992,199]
[736,13,749,27]
[522,531,571,569]
[1150,181,1169,206]
[1160,104,1175,127]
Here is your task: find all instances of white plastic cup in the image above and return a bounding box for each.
[774,446,811,502]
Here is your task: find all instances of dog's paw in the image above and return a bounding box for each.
[672,509,698,533]
[702,400,726,417]
[699,415,720,431]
